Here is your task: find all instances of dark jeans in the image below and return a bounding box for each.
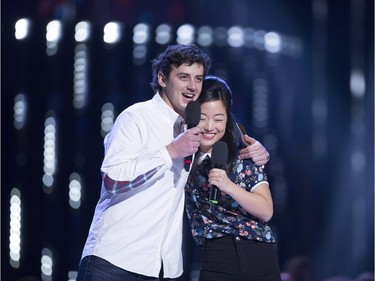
[199,236,281,281]
[76,255,176,281]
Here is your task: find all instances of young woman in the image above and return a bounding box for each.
[185,76,281,281]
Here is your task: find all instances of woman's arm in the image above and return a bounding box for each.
[208,168,273,222]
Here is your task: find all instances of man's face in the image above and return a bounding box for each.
[158,63,204,116]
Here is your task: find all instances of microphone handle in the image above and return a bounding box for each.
[209,185,219,204]
[209,164,225,211]
[183,123,195,171]
[209,185,220,212]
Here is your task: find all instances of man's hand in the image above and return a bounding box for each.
[238,135,270,166]
[166,127,201,160]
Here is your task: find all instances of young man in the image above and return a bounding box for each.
[76,44,269,281]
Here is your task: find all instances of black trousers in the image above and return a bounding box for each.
[199,236,281,281]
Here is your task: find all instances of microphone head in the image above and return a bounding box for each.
[211,141,228,168]
[184,101,201,127]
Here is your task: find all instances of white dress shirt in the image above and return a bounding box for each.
[81,93,190,278]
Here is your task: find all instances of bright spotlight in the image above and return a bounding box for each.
[14,93,28,130]
[265,32,282,53]
[350,68,366,98]
[197,26,213,47]
[75,21,91,42]
[15,18,31,40]
[155,24,172,45]
[101,103,114,137]
[103,22,122,44]
[46,20,62,56]
[133,23,150,44]
[176,24,195,45]
[227,26,244,48]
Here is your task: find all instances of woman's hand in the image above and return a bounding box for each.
[208,168,231,193]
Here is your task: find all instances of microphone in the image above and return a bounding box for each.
[184,101,201,171]
[209,141,228,209]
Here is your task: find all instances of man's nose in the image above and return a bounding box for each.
[187,79,197,91]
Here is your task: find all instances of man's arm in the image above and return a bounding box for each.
[101,111,171,194]
[238,135,270,166]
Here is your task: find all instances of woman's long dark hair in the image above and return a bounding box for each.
[197,76,242,172]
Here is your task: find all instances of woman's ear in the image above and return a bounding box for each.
[158,72,167,87]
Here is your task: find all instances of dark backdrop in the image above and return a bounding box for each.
[2,1,374,280]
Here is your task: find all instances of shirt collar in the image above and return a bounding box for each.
[196,151,211,164]
[153,93,182,124]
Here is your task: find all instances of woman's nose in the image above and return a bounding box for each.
[204,120,214,130]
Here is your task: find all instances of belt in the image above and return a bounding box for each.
[218,235,248,242]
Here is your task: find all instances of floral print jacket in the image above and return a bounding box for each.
[185,153,276,247]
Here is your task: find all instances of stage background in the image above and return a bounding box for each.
[1,1,374,280]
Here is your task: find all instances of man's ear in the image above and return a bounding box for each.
[158,72,167,87]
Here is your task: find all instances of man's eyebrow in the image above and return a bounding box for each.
[175,72,203,77]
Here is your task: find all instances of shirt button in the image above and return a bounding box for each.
[235,236,241,241]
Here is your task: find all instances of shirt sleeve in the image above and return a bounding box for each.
[100,110,173,194]
[238,159,268,192]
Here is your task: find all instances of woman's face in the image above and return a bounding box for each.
[198,100,227,153]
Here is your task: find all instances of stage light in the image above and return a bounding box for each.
[9,188,22,269]
[176,24,195,45]
[132,23,149,64]
[43,113,57,193]
[133,45,147,65]
[14,93,27,130]
[133,23,150,44]
[15,18,30,40]
[69,173,82,209]
[103,22,122,44]
[75,21,91,42]
[350,69,365,98]
[46,20,61,42]
[155,24,172,45]
[264,32,281,53]
[101,103,114,137]
[41,248,53,280]
[68,271,78,281]
[46,20,62,56]
[197,26,213,47]
[73,44,89,109]
[227,26,244,48]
